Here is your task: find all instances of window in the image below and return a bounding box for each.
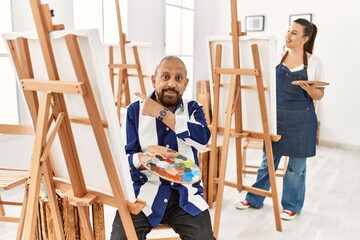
[0,0,19,124]
[73,0,127,43]
[165,0,194,99]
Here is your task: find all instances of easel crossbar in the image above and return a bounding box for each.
[214,67,259,76]
[210,126,281,141]
[109,63,138,69]
[53,178,146,214]
[66,191,98,207]
[212,178,273,198]
[69,116,109,128]
[21,79,87,95]
[0,216,20,223]
[217,82,270,91]
[0,124,34,135]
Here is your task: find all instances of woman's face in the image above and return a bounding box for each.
[285,22,309,49]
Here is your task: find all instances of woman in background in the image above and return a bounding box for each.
[236,18,325,220]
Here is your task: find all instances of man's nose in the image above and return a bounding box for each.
[167,77,177,87]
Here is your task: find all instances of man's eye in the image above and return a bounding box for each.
[161,75,170,80]
[176,76,183,81]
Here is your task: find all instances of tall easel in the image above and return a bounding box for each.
[5,0,146,238]
[109,0,148,120]
[207,0,282,238]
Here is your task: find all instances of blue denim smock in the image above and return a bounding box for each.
[271,63,318,158]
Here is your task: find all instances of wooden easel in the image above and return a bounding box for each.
[109,0,148,120]
[207,0,282,238]
[0,125,32,240]
[242,138,288,177]
[5,1,146,238]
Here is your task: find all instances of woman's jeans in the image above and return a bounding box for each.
[110,189,215,240]
[245,152,307,213]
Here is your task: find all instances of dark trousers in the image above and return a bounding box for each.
[110,190,215,240]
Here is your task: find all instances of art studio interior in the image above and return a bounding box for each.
[0,0,359,239]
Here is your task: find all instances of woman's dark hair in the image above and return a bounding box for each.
[294,18,317,54]
[280,18,318,68]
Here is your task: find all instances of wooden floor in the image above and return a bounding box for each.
[1,144,360,239]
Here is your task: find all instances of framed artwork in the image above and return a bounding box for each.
[289,13,312,24]
[245,15,265,32]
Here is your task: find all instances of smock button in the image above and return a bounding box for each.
[166,144,169,148]
[164,199,168,203]
[166,127,170,131]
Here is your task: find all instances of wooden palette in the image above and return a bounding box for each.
[139,145,201,184]
[291,80,329,87]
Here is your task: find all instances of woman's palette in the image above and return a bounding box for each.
[139,145,201,184]
[291,80,329,87]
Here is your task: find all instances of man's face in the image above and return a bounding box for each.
[152,59,189,108]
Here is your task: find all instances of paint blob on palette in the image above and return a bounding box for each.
[139,145,201,184]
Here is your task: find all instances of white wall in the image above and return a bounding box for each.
[0,135,34,169]
[8,0,360,149]
[11,0,73,31]
[127,0,165,64]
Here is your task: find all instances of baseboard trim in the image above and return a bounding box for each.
[319,140,360,152]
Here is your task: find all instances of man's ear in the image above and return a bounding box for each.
[151,74,156,87]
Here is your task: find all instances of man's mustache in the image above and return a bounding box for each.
[163,88,178,94]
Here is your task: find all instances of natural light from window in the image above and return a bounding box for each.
[73,0,127,44]
[0,0,19,124]
[165,0,194,99]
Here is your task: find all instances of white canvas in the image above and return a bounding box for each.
[104,42,155,104]
[207,35,277,135]
[3,29,136,203]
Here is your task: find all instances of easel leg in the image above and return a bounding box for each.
[213,75,238,238]
[23,93,52,238]
[252,44,282,232]
[132,46,146,95]
[208,44,223,208]
[0,195,5,217]
[16,183,28,240]
[78,206,94,239]
[117,69,124,120]
[42,161,65,239]
[264,149,282,231]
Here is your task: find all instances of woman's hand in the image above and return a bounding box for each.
[299,83,324,100]
[299,82,316,92]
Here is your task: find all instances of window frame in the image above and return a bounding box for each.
[0,0,19,124]
[165,0,195,99]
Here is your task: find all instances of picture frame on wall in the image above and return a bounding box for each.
[289,13,312,24]
[245,15,265,32]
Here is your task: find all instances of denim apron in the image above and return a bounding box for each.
[271,64,318,158]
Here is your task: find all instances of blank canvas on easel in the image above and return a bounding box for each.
[3,29,136,203]
[105,42,155,104]
[207,35,277,135]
